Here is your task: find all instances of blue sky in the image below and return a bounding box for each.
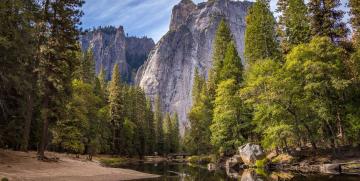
[81,0,348,42]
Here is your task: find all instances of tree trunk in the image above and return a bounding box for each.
[21,93,33,152]
[38,97,49,160]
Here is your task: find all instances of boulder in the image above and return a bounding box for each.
[240,170,264,181]
[225,155,243,169]
[207,163,217,171]
[239,143,265,165]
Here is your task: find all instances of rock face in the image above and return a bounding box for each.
[136,0,252,129]
[238,143,265,165]
[80,26,155,83]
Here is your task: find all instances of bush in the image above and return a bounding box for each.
[187,155,212,164]
[1,178,9,181]
[255,158,270,168]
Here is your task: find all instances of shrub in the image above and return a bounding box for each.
[255,158,270,168]
[1,178,9,181]
[187,155,212,164]
[99,157,128,167]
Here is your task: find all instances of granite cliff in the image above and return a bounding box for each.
[136,0,252,129]
[80,26,155,83]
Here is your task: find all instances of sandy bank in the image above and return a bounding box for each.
[0,149,159,181]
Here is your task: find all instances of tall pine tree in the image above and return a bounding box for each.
[277,0,310,53]
[108,64,124,154]
[37,0,84,160]
[308,0,348,43]
[350,0,360,47]
[245,0,280,63]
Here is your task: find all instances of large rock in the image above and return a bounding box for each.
[239,143,265,165]
[241,170,264,181]
[80,26,155,83]
[136,0,252,131]
[225,155,243,169]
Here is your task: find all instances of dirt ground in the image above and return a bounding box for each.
[0,149,159,181]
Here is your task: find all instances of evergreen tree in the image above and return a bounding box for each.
[163,113,172,154]
[171,113,180,153]
[210,19,233,85]
[210,79,243,155]
[37,0,84,160]
[308,0,348,43]
[78,48,95,84]
[145,99,156,155]
[210,41,246,155]
[154,95,164,155]
[245,0,280,63]
[350,0,360,47]
[108,64,124,154]
[277,0,310,53]
[187,70,212,154]
[0,0,38,151]
[219,41,243,83]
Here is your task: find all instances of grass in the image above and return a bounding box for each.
[99,157,129,167]
[187,155,215,165]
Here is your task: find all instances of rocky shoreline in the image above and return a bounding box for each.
[211,143,360,178]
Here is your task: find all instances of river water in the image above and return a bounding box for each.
[117,162,360,181]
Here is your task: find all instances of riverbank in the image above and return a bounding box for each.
[0,149,159,181]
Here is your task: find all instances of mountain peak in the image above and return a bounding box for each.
[169,0,197,31]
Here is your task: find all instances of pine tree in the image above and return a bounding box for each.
[163,113,172,154]
[245,0,280,63]
[211,40,247,155]
[0,0,38,151]
[154,95,164,155]
[145,98,156,155]
[308,0,348,43]
[350,0,360,47]
[171,113,180,153]
[219,41,243,84]
[78,48,95,84]
[210,79,243,155]
[108,63,124,154]
[37,0,84,160]
[211,19,233,85]
[277,0,310,53]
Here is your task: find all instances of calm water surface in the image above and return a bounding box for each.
[117,162,360,181]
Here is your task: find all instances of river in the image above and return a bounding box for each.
[116,162,360,181]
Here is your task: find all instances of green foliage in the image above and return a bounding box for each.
[245,0,280,62]
[210,79,244,155]
[211,19,233,85]
[99,157,129,167]
[1,177,9,181]
[255,158,270,168]
[277,0,310,53]
[350,0,360,47]
[308,0,348,42]
[187,155,212,165]
[154,95,164,154]
[185,70,212,155]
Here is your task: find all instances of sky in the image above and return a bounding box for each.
[81,0,348,43]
